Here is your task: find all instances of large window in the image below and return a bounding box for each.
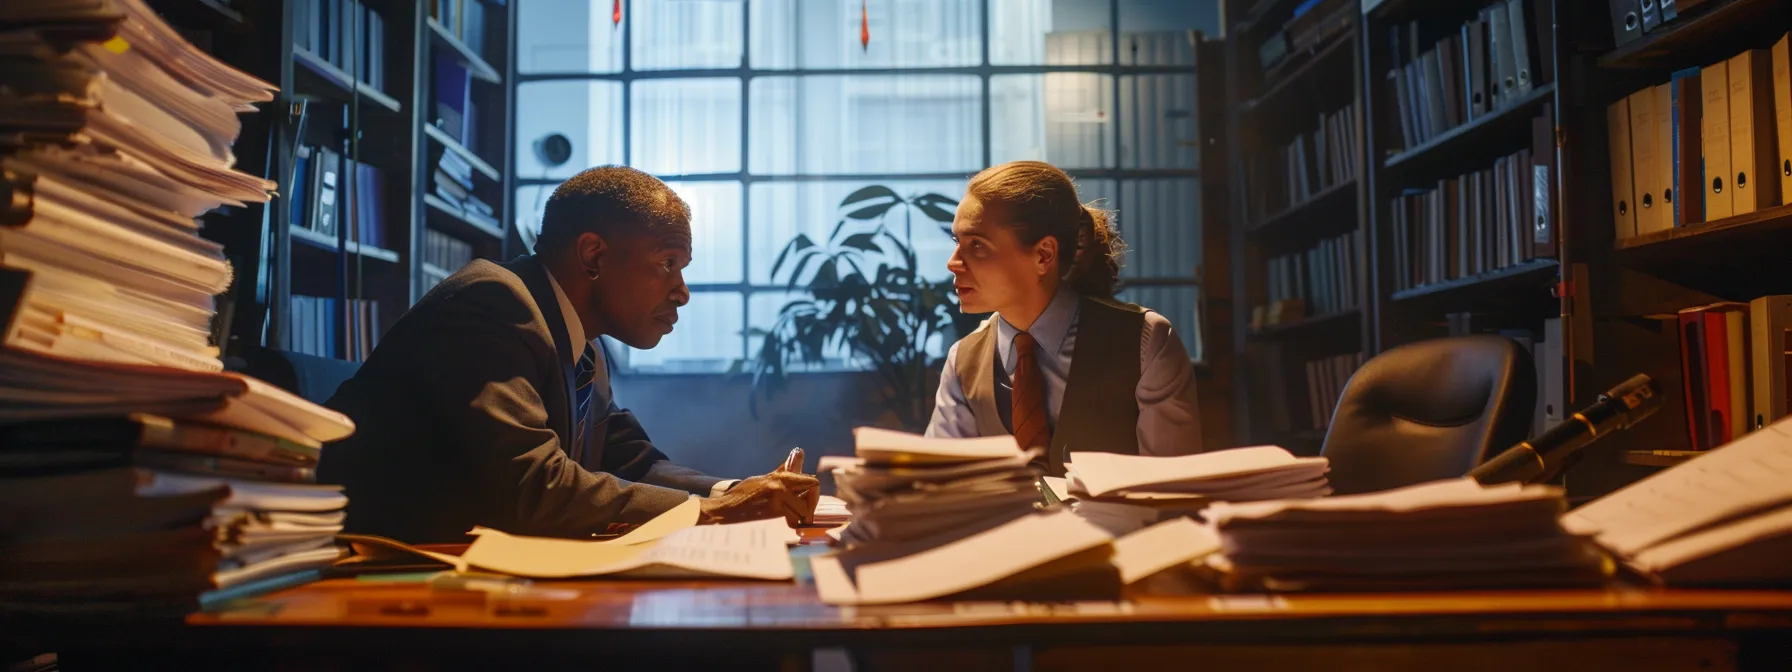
[516,0,1215,373]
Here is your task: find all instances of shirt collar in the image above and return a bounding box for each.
[542,261,588,368]
[994,285,1079,371]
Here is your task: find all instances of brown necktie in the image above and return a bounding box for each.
[1011,331,1053,461]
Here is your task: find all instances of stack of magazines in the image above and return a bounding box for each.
[0,0,355,620]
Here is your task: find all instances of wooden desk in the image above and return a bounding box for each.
[44,580,1792,670]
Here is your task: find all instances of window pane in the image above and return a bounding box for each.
[516,81,624,180]
[1119,74,1198,170]
[630,79,742,175]
[665,181,744,283]
[1114,284,1203,362]
[749,179,964,285]
[517,0,623,73]
[989,0,1112,65]
[750,0,981,69]
[616,292,743,373]
[631,0,744,70]
[749,76,982,175]
[1115,178,1201,279]
[1119,0,1219,45]
[990,74,1114,169]
[747,290,856,370]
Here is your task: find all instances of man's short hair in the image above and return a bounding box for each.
[537,165,690,251]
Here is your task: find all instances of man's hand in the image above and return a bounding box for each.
[698,471,820,526]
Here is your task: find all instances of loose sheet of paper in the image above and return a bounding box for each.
[461,514,795,580]
[853,426,1022,464]
[1111,518,1222,584]
[811,510,1111,605]
[1206,478,1553,524]
[1563,418,1792,556]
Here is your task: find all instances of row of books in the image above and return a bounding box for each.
[0,0,354,621]
[1609,35,1792,240]
[1254,0,1353,78]
[290,295,381,363]
[291,146,390,250]
[1384,0,1552,153]
[431,143,499,228]
[1677,298,1792,452]
[1245,103,1362,225]
[296,0,388,93]
[1305,351,1364,431]
[1264,230,1363,322]
[430,0,496,59]
[1609,0,1706,49]
[1388,112,1555,292]
[422,229,475,293]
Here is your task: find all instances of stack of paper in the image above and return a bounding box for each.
[826,427,1043,547]
[0,1,355,620]
[1060,446,1332,534]
[1563,414,1792,586]
[811,495,852,527]
[1207,478,1611,591]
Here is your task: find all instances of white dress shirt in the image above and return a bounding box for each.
[924,286,1205,456]
[544,267,734,497]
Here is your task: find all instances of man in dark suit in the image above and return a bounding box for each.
[320,166,818,543]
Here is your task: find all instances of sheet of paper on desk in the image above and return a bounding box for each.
[468,497,700,546]
[460,515,795,580]
[1068,446,1328,498]
[1562,418,1792,557]
[1112,518,1222,584]
[811,510,1110,605]
[852,427,1022,464]
[1207,478,1558,524]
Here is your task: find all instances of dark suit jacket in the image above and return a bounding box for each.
[318,256,722,543]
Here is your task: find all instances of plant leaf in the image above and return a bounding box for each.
[912,193,959,223]
[785,251,820,289]
[840,231,883,253]
[770,234,815,278]
[845,200,899,221]
[840,185,901,207]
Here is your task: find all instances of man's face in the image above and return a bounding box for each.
[947,194,1046,315]
[590,224,692,349]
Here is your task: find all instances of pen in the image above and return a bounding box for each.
[779,447,805,473]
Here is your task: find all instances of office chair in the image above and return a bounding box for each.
[1319,335,1537,496]
[235,346,362,406]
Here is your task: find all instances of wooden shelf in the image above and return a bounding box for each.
[1621,450,1704,468]
[1249,308,1360,340]
[427,18,502,84]
[1234,0,1306,36]
[1390,258,1559,306]
[1382,83,1554,178]
[424,194,505,243]
[424,124,501,182]
[422,262,453,278]
[290,226,401,264]
[1598,0,1791,71]
[1248,179,1357,241]
[148,0,245,31]
[1243,33,1354,115]
[1614,203,1792,299]
[294,47,402,114]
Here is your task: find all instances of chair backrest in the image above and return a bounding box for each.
[1320,335,1536,496]
[236,346,362,406]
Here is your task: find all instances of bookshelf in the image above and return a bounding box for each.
[167,0,517,364]
[1224,0,1371,456]
[1224,0,1792,498]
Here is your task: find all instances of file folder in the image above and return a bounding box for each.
[1702,62,1733,221]
[1630,88,1668,235]
[1773,34,1792,207]
[1609,97,1637,240]
[1728,49,1780,215]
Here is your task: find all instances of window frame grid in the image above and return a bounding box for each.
[516,0,1205,374]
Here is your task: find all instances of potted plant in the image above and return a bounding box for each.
[744,186,971,430]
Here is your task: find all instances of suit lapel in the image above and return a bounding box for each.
[505,256,581,449]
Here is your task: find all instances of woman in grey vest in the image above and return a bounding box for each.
[924,161,1206,475]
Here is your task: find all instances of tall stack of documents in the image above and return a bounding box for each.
[826,428,1044,548]
[0,1,355,620]
[1207,478,1611,591]
[1059,446,1332,534]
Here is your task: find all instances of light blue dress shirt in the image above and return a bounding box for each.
[925,287,1206,456]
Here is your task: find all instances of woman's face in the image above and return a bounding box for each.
[947,194,1055,316]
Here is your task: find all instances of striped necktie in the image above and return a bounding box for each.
[574,344,598,453]
[1011,330,1053,465]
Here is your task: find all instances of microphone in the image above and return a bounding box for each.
[1468,374,1664,486]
